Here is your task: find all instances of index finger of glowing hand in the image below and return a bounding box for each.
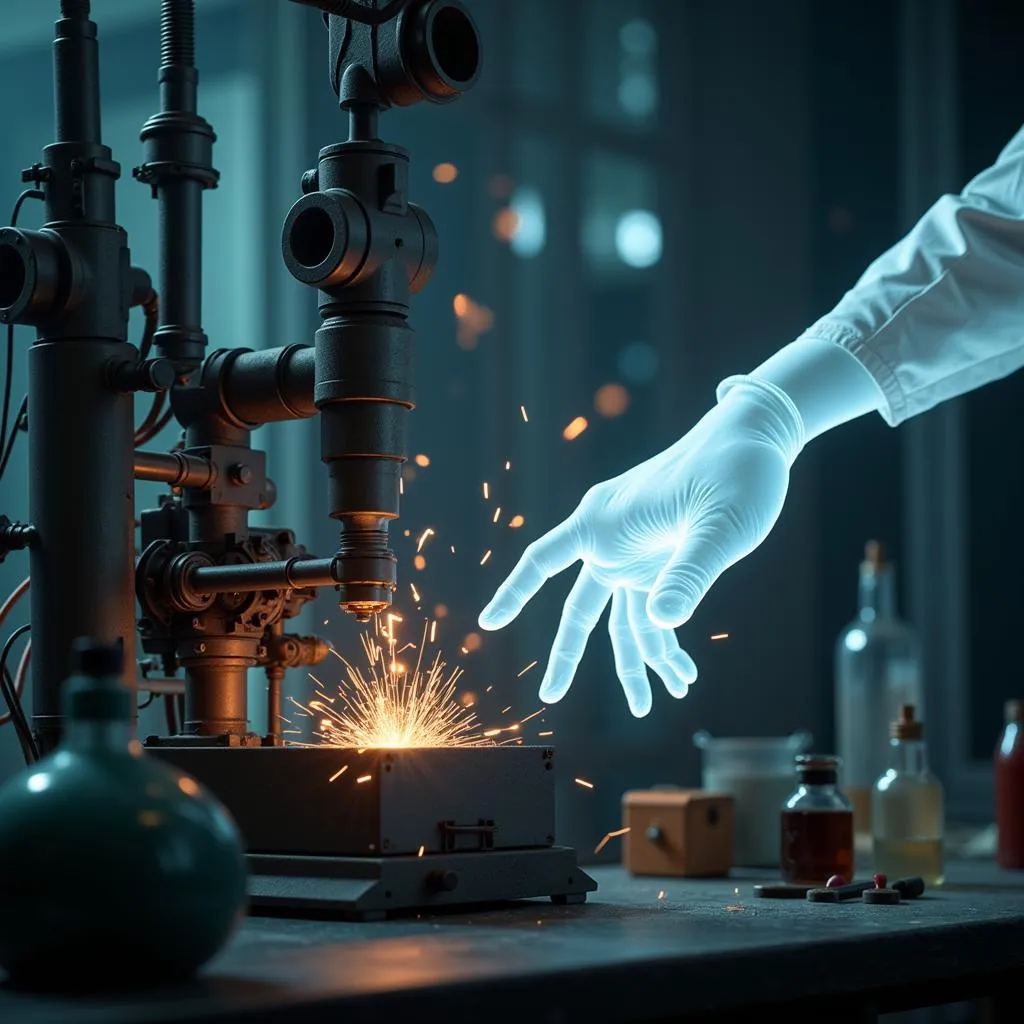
[478,519,583,630]
[537,566,611,705]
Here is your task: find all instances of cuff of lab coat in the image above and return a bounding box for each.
[795,323,906,427]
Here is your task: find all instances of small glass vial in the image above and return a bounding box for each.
[872,704,944,886]
[995,699,1024,869]
[780,754,854,885]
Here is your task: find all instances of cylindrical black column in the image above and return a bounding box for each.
[29,342,136,753]
[182,660,248,736]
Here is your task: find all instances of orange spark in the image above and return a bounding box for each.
[414,453,430,467]
[480,550,491,565]
[493,507,501,523]
[430,620,437,644]
[418,844,426,857]
[575,778,595,790]
[563,416,589,441]
[414,554,426,570]
[410,582,421,603]
[509,514,525,529]
[593,826,631,854]
[432,162,458,184]
[416,527,434,553]
[501,705,512,714]
[434,604,448,618]
[356,775,372,784]
[520,404,529,422]
[505,460,511,470]
[517,660,538,677]
[710,632,729,640]
[594,382,630,418]
[537,730,553,736]
[482,481,489,499]
[658,890,665,900]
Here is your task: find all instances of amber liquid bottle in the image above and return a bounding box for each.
[996,699,1024,869]
[781,754,854,885]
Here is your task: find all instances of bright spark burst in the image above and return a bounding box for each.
[593,826,631,855]
[306,626,488,749]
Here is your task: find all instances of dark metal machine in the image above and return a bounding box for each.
[0,0,595,918]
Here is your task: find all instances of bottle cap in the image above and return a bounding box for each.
[72,638,124,678]
[862,540,886,570]
[892,704,923,740]
[64,638,131,722]
[1005,699,1023,724]
[794,753,840,785]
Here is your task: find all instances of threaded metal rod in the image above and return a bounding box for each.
[160,0,195,67]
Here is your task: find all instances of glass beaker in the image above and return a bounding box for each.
[694,729,812,867]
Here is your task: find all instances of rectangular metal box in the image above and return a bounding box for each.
[152,745,557,857]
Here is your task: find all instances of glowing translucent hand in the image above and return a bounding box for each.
[479,379,805,717]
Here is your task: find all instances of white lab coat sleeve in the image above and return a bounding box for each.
[797,124,1024,426]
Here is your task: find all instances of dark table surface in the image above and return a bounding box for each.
[3,861,1024,1024]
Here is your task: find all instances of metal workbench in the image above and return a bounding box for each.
[2,862,1022,1023]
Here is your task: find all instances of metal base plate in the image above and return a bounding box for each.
[247,846,597,920]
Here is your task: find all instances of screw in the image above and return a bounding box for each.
[230,464,253,486]
[193,642,207,654]
[191,617,201,628]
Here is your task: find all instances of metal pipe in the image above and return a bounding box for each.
[221,345,316,424]
[55,1,100,144]
[134,449,216,488]
[188,556,339,594]
[182,661,248,736]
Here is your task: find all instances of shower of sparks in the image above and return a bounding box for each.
[575,777,595,790]
[416,527,435,553]
[710,632,729,641]
[563,416,589,441]
[593,826,631,855]
[520,405,529,422]
[517,660,538,677]
[297,619,520,750]
[480,550,492,565]
[410,583,421,603]
[493,507,501,523]
[356,774,372,784]
[509,514,525,528]
[483,481,490,500]
[329,765,349,782]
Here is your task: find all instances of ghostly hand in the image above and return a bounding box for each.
[478,379,805,716]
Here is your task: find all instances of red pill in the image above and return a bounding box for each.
[826,874,847,888]
[873,873,887,889]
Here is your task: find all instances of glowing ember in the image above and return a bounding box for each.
[356,774,372,784]
[520,404,529,422]
[593,826,630,854]
[517,660,538,677]
[493,506,501,523]
[328,765,349,783]
[482,481,489,499]
[432,162,458,184]
[414,453,431,467]
[414,554,426,570]
[563,416,589,441]
[508,514,525,528]
[575,777,595,790]
[710,632,729,640]
[480,549,491,565]
[416,527,435,553]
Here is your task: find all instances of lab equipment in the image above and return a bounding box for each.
[0,639,246,988]
[995,698,1024,869]
[622,788,734,877]
[780,754,854,885]
[694,729,811,867]
[835,540,922,834]
[871,705,945,887]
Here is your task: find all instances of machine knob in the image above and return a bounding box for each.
[428,869,459,892]
[646,824,663,844]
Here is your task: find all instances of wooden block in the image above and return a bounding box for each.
[623,788,734,877]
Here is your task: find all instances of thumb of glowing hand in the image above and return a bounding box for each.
[478,379,805,717]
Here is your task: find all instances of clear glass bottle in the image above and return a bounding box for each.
[780,754,854,885]
[835,540,922,835]
[872,704,944,886]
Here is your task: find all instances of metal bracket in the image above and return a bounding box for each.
[440,819,497,852]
